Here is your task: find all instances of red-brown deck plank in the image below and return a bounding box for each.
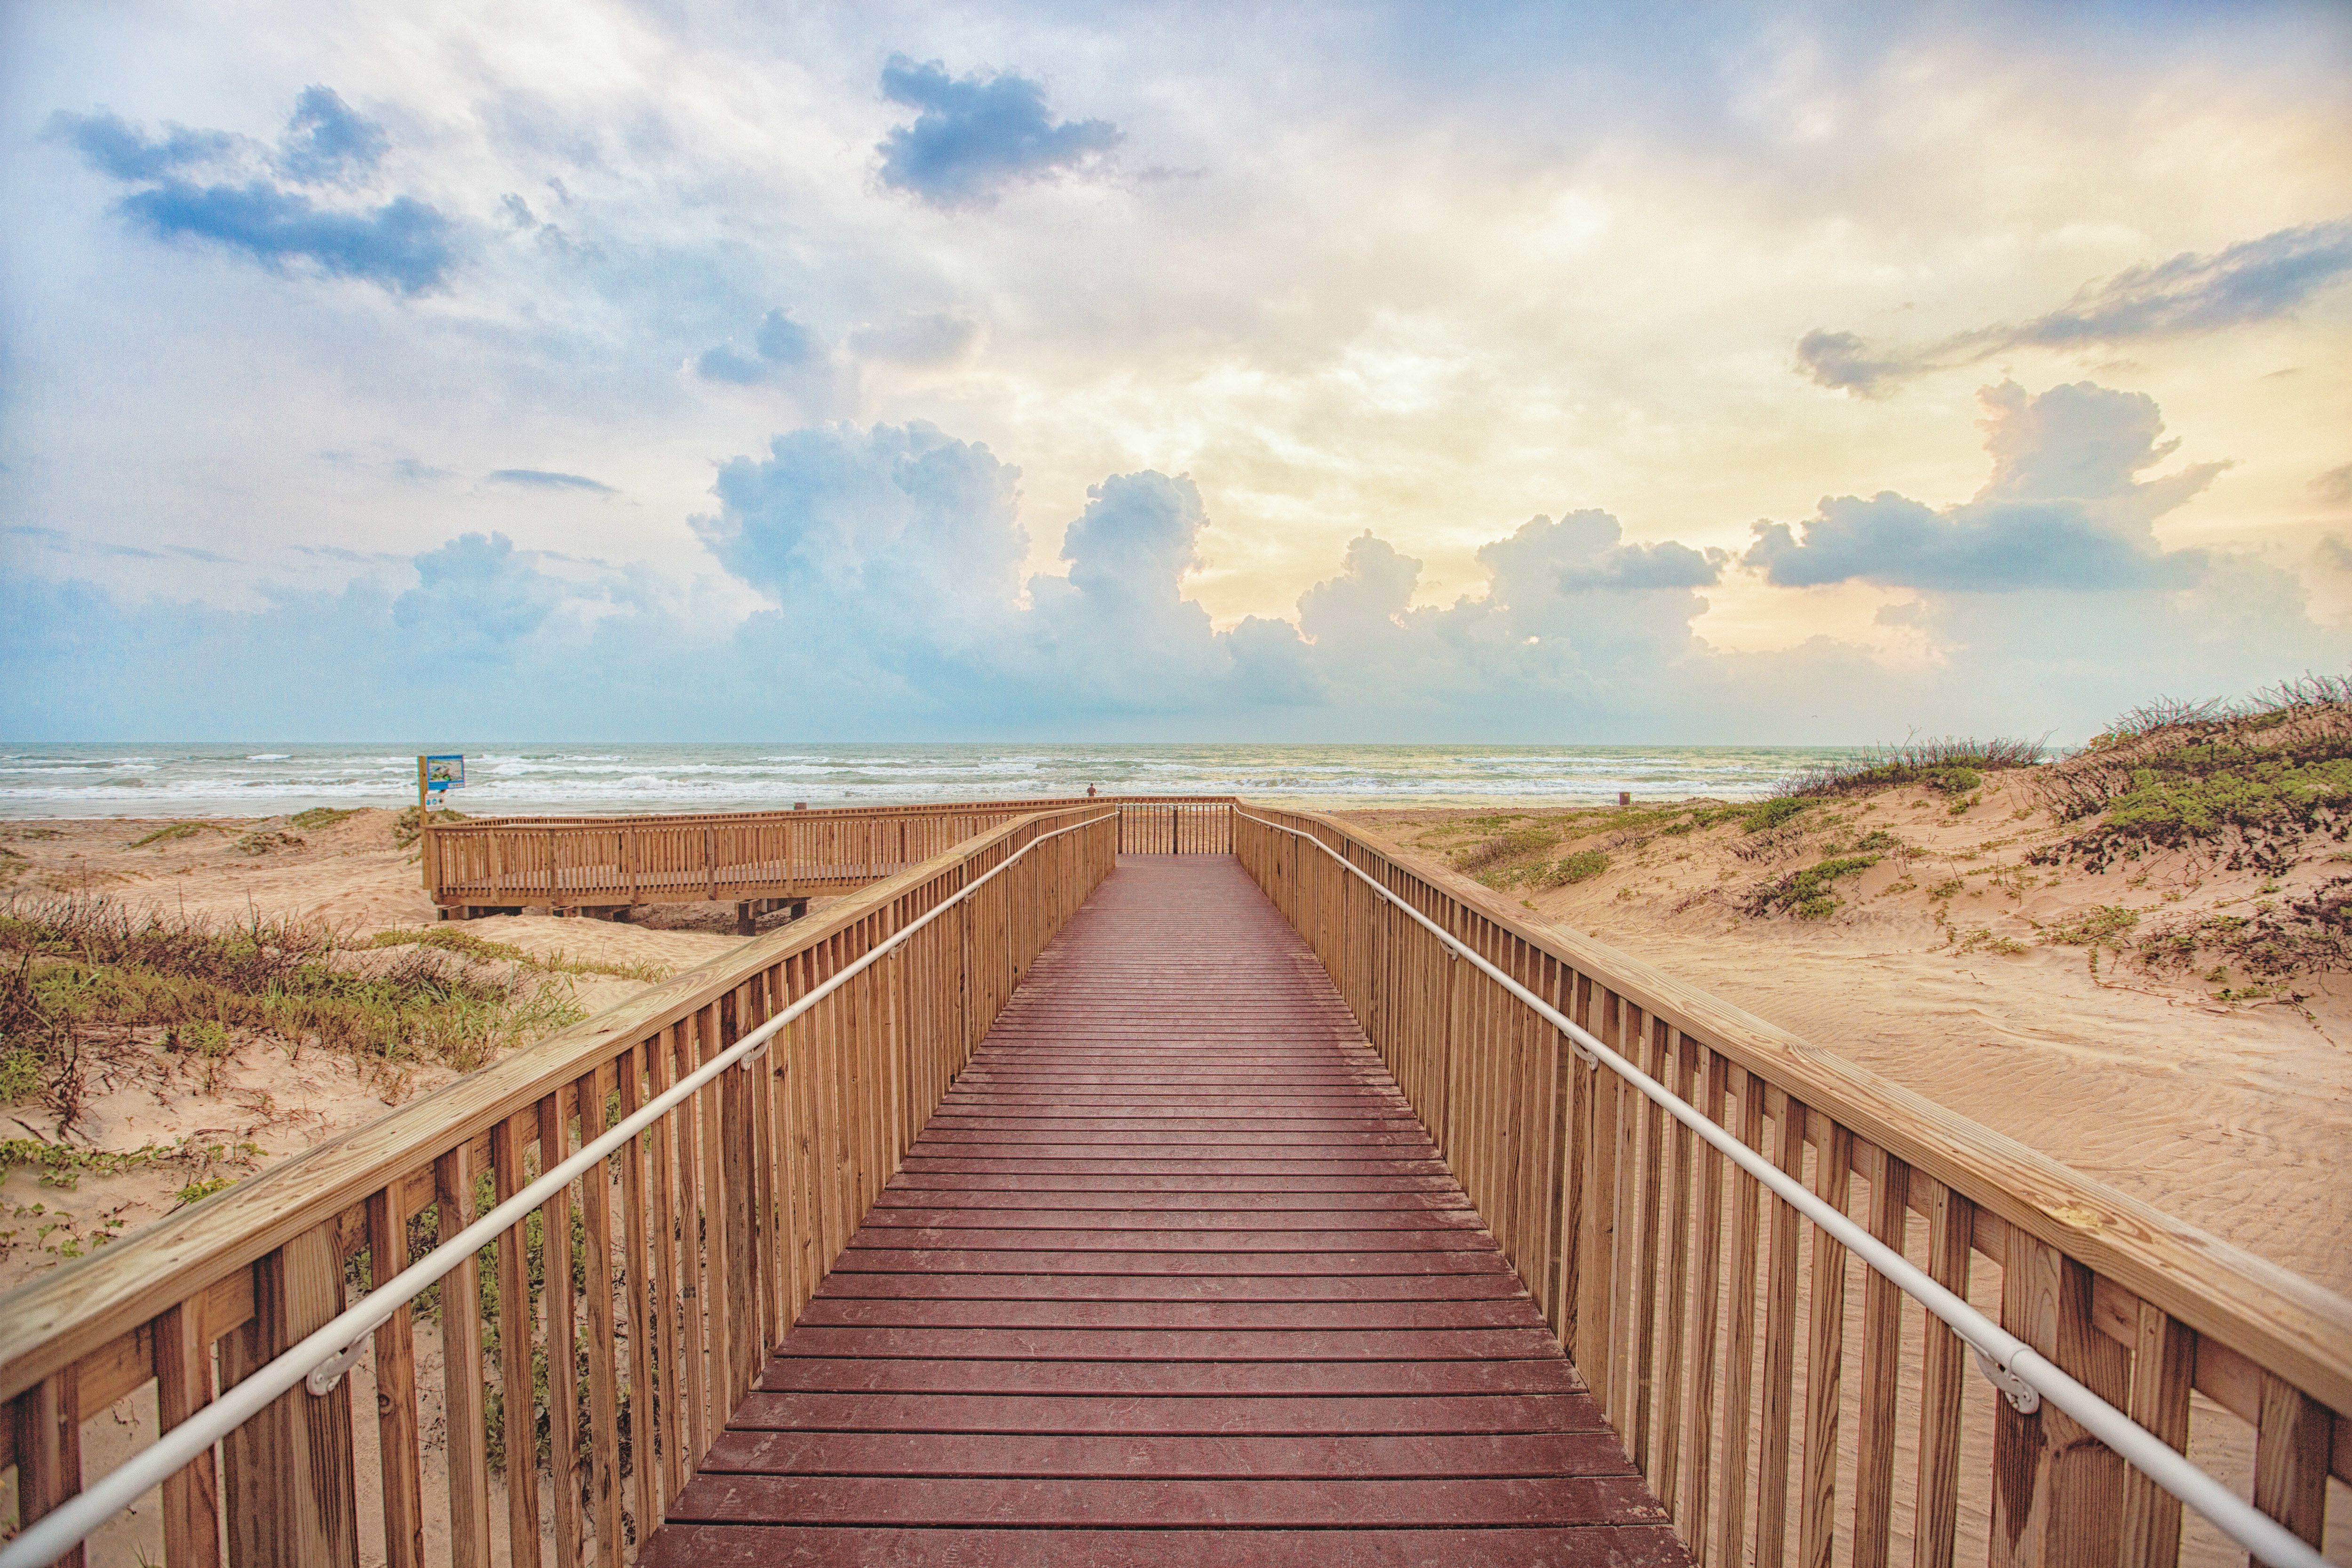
[642,852,1685,1566]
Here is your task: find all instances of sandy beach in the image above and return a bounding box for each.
[1336,770,2352,1297]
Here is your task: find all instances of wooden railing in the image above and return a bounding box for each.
[427,796,1233,913]
[1234,805,2352,1567]
[0,805,1116,1568]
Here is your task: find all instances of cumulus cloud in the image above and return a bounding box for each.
[486,468,614,493]
[48,91,458,294]
[1745,381,2217,590]
[697,420,1027,667]
[7,393,2345,743]
[1800,219,2352,395]
[2312,462,2352,507]
[392,533,567,661]
[875,56,1121,208]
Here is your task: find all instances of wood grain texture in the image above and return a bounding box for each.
[2119,1297,2193,1568]
[535,1090,586,1568]
[1238,807,2352,1420]
[488,1114,543,1568]
[1851,1146,1907,1568]
[0,807,1113,1410]
[363,1185,424,1568]
[2250,1371,2330,1549]
[1798,1119,1851,1568]
[636,854,1683,1563]
[436,1147,494,1568]
[153,1300,221,1568]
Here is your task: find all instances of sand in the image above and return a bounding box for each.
[0,809,785,1295]
[1334,773,2352,1297]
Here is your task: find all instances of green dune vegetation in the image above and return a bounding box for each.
[1411,674,2352,990]
[0,897,588,1127]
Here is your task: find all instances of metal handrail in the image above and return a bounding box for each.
[0,808,1116,1568]
[1232,807,2327,1568]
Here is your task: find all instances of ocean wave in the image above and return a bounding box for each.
[0,742,1837,818]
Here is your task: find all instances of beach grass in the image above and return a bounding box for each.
[0,896,586,1123]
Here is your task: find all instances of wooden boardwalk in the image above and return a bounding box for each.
[643,853,1685,1567]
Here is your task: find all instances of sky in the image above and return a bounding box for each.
[2,1,2349,743]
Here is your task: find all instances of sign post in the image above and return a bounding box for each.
[418,755,465,893]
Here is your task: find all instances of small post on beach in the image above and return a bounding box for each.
[1618,791,1631,807]
[418,756,431,891]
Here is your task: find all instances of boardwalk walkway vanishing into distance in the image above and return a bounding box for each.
[5,799,2344,1568]
[642,853,1685,1565]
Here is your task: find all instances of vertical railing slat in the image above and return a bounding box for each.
[436,1147,494,1568]
[155,1300,222,1568]
[1679,1046,1729,1560]
[1715,1065,1766,1568]
[1754,1091,1806,1568]
[14,1370,84,1568]
[362,1186,425,1568]
[1912,1176,1972,1568]
[1798,1117,1852,1568]
[1653,1029,1696,1519]
[1851,1146,1908,1568]
[576,1065,625,1568]
[491,1113,544,1568]
[2249,1371,2332,1552]
[615,1042,658,1539]
[535,1091,586,1568]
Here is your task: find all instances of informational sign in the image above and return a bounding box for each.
[423,755,466,795]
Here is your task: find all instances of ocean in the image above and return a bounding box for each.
[0,743,1874,819]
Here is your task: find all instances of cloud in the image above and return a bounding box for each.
[43,110,239,182]
[120,184,456,294]
[875,56,1121,208]
[4,524,229,562]
[50,94,457,294]
[1801,220,2352,395]
[1794,329,1907,396]
[485,468,615,493]
[696,420,1027,659]
[6,394,2345,744]
[274,86,388,185]
[2313,462,2352,507]
[391,532,566,661]
[695,308,825,385]
[1745,381,2217,590]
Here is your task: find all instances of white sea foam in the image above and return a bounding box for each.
[0,742,1873,818]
